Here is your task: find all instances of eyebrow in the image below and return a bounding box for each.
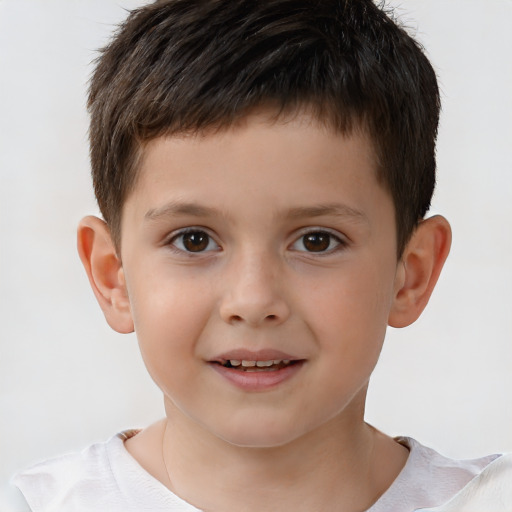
[145,201,368,224]
[145,202,221,220]
[284,204,368,224]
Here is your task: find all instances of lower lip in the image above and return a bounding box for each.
[210,362,304,391]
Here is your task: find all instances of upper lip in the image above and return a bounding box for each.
[211,349,301,363]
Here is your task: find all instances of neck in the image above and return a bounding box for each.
[156,394,407,512]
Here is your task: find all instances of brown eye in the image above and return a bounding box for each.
[302,232,332,252]
[172,230,218,253]
[291,230,343,253]
[183,231,209,251]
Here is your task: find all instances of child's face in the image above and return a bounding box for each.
[119,111,403,447]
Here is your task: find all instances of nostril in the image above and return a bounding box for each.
[228,313,278,325]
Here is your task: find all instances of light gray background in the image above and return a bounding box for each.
[1,0,511,508]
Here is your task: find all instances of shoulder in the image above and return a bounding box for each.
[368,437,505,512]
[11,430,197,512]
[415,451,512,512]
[11,433,130,512]
[398,436,500,483]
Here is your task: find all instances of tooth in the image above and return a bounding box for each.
[256,360,274,367]
[241,360,256,367]
[283,360,291,365]
[229,360,241,366]
[273,360,281,365]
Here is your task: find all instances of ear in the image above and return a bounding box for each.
[388,215,452,328]
[77,216,134,334]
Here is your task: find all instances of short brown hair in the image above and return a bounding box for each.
[88,0,440,255]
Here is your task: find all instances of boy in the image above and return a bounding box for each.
[12,0,511,510]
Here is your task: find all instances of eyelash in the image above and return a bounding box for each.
[290,229,346,255]
[167,228,220,254]
[166,227,347,255]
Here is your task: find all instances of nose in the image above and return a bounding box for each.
[219,251,291,327]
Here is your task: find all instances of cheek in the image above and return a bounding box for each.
[129,260,211,334]
[303,261,395,357]
[126,270,213,382]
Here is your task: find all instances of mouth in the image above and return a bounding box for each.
[215,359,299,372]
[209,351,305,390]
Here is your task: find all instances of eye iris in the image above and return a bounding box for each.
[183,231,209,252]
[303,232,330,252]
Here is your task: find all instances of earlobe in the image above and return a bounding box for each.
[388,215,452,328]
[77,216,134,334]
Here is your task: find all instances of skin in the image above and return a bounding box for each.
[78,110,451,511]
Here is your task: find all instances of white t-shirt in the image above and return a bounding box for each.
[11,431,508,512]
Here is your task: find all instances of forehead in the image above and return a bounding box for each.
[137,106,376,174]
[123,110,389,226]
